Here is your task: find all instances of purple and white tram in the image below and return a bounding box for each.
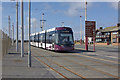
[30,27,74,51]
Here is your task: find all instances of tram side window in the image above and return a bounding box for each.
[30,36,31,42]
[46,31,55,44]
[49,34,52,44]
[52,34,55,43]
[31,36,33,42]
[30,36,34,42]
[55,33,58,44]
[42,33,45,43]
[46,33,49,43]
[33,36,35,42]
[39,34,41,42]
[35,34,39,42]
[34,35,36,42]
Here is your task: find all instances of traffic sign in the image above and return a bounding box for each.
[85,21,96,37]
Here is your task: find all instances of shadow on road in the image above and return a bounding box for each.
[8,53,28,55]
[51,49,96,54]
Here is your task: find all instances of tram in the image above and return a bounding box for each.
[30,27,74,51]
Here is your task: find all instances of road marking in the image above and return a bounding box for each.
[75,48,118,64]
[32,54,70,80]
[84,52,118,59]
[42,50,119,78]
[62,57,118,78]
[106,56,118,59]
[47,49,118,68]
[32,47,119,79]
[35,53,88,80]
[73,53,118,64]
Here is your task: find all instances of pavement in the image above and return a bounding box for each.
[2,43,62,79]
[1,43,119,80]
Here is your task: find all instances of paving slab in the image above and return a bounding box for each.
[2,43,61,79]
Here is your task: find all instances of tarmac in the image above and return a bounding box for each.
[1,43,119,80]
[2,43,62,79]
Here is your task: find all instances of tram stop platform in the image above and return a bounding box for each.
[2,43,61,80]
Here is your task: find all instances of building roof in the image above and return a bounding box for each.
[97,26,120,32]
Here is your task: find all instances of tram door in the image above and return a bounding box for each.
[52,34,55,50]
[41,36,43,47]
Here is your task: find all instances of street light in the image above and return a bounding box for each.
[80,16,82,45]
[40,13,46,31]
[28,0,31,67]
[21,0,24,57]
[16,0,18,52]
[10,0,19,52]
[85,0,88,51]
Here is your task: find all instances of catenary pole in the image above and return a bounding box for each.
[8,16,11,38]
[16,0,18,52]
[80,16,82,45]
[40,13,46,31]
[28,0,31,67]
[12,23,14,46]
[21,0,24,57]
[85,0,88,51]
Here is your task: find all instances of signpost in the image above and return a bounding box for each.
[85,21,96,51]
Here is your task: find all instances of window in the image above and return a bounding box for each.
[59,33,74,45]
[112,32,117,34]
[112,38,117,43]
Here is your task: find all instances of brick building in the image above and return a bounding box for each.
[96,24,120,46]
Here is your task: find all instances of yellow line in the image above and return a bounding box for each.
[32,54,70,80]
[43,50,118,78]
[35,53,88,80]
[75,48,118,64]
[61,57,118,78]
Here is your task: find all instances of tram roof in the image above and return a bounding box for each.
[30,26,71,35]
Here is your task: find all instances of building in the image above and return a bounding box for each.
[96,24,120,46]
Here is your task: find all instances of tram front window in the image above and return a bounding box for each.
[60,33,74,45]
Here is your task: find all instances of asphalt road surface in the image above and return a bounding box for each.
[31,44,119,79]
[2,43,119,80]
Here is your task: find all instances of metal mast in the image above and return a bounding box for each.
[8,16,11,38]
[12,23,14,46]
[40,13,46,31]
[21,0,24,57]
[85,0,88,51]
[16,0,18,52]
[28,0,31,67]
[80,16,82,45]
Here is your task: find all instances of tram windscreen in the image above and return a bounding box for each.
[60,33,74,45]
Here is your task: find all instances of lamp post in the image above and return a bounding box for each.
[85,0,88,51]
[16,0,18,52]
[10,0,19,52]
[62,22,64,27]
[21,0,24,57]
[28,0,31,67]
[12,23,14,46]
[8,16,11,38]
[40,13,46,31]
[80,16,82,45]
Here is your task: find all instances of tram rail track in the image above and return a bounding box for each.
[31,47,119,79]
[34,49,118,78]
[32,53,88,80]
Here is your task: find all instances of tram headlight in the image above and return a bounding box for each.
[61,45,64,47]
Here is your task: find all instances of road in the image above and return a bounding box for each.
[75,44,118,53]
[31,44,119,79]
[2,43,119,80]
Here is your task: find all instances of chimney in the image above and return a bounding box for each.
[117,23,120,27]
[99,27,103,30]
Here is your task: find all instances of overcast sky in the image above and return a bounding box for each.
[1,2,118,40]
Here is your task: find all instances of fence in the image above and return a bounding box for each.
[0,30,12,57]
